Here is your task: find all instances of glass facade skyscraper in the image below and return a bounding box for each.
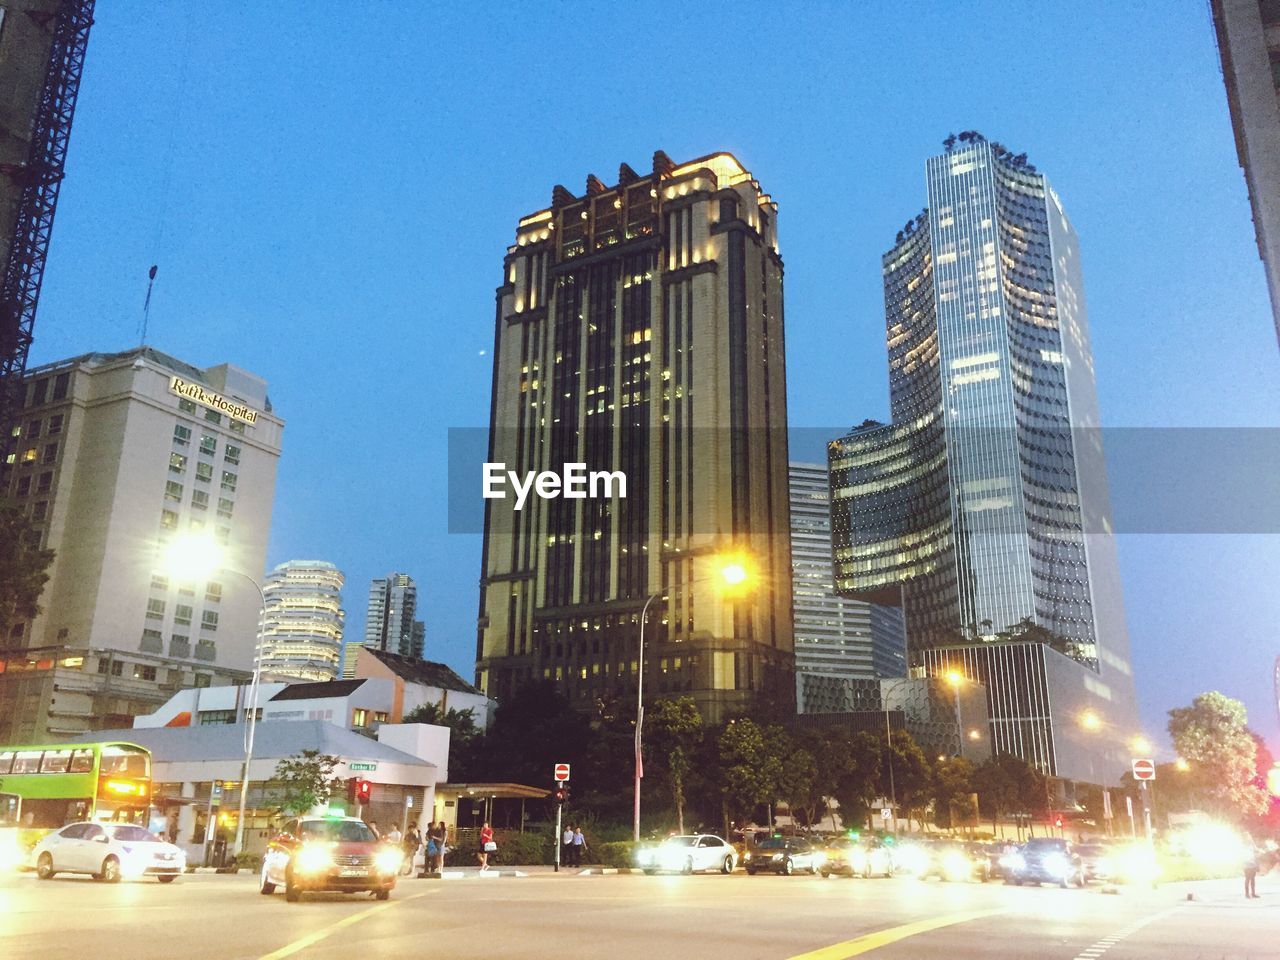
[829,135,1138,782]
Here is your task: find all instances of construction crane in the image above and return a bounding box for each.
[0,0,95,469]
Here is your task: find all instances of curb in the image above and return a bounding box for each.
[577,867,639,875]
[417,870,528,880]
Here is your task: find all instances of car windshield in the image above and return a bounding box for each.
[1076,845,1106,855]
[106,825,160,842]
[1025,839,1064,849]
[661,836,698,847]
[757,838,787,850]
[299,820,376,842]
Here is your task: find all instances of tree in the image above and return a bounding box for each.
[403,701,481,777]
[273,750,343,815]
[645,698,702,834]
[824,730,882,831]
[931,756,976,833]
[0,506,55,640]
[718,718,778,832]
[1168,692,1268,821]
[883,731,931,831]
[974,753,1045,839]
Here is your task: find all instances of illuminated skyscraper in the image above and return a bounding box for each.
[829,134,1137,782]
[343,573,419,678]
[476,150,794,721]
[258,561,345,682]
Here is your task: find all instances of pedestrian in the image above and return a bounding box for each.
[386,823,403,845]
[368,821,380,840]
[563,823,575,866]
[1245,840,1260,899]
[572,825,586,867]
[403,825,421,877]
[478,821,496,872]
[434,822,448,874]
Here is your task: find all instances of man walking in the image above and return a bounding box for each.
[1245,841,1260,899]
[572,825,586,867]
[563,823,575,867]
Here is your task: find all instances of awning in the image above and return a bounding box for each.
[436,783,550,801]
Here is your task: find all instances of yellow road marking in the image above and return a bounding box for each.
[258,889,434,960]
[787,908,1007,960]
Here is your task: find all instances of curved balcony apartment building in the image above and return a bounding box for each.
[258,560,346,682]
[829,136,1138,783]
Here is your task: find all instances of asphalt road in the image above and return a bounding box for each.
[0,868,1272,960]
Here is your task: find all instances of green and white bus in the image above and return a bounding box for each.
[0,741,152,840]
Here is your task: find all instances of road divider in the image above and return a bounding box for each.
[787,908,1007,960]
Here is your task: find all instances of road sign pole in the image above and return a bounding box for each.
[554,798,562,874]
[1140,781,1153,843]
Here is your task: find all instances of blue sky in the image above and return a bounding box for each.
[31,2,1280,750]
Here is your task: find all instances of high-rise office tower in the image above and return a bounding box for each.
[1210,0,1280,346]
[829,134,1137,783]
[0,347,282,741]
[476,151,794,721]
[342,573,419,678]
[257,560,346,682]
[789,462,904,701]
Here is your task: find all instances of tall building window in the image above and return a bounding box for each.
[179,398,197,414]
[195,462,213,482]
[31,501,48,521]
[51,373,69,401]
[191,490,209,510]
[224,444,240,465]
[215,525,231,544]
[15,476,30,497]
[146,599,166,619]
[174,604,193,626]
[230,420,246,435]
[30,379,47,406]
[217,498,234,518]
[173,424,192,446]
[201,610,219,632]
[21,447,35,463]
[205,582,222,603]
[133,664,157,681]
[199,435,216,456]
[352,708,368,727]
[36,472,51,493]
[46,414,62,435]
[26,419,41,439]
[221,471,237,492]
[165,480,183,501]
[41,443,57,464]
[150,575,169,591]
[170,453,187,473]
[204,409,221,425]
[160,509,178,529]
[194,673,212,688]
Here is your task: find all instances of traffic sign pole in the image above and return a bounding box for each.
[554,790,563,874]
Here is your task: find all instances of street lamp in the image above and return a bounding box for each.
[633,551,759,842]
[159,532,266,856]
[1079,710,1102,732]
[944,671,965,758]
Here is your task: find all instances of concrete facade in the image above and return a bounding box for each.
[1211,0,1280,346]
[0,347,282,741]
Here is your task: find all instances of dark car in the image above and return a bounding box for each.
[1074,843,1113,883]
[910,840,991,882]
[260,816,403,902]
[1005,837,1086,888]
[744,836,824,875]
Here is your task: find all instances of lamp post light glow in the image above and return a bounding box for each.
[633,550,760,842]
[1175,758,1191,773]
[1131,735,1153,755]
[157,532,265,857]
[1079,710,1102,732]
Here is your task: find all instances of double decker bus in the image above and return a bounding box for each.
[0,741,152,844]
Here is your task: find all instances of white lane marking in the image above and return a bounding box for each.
[1070,904,1185,960]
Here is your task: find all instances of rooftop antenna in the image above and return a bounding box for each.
[140,263,158,345]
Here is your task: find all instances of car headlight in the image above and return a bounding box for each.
[1044,853,1070,877]
[1001,852,1025,871]
[0,835,24,872]
[770,853,784,861]
[743,852,751,862]
[375,848,403,874]
[1094,857,1112,876]
[943,852,970,879]
[295,843,334,874]
[813,852,826,866]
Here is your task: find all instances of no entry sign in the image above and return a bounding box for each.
[1132,758,1155,781]
[554,762,571,782]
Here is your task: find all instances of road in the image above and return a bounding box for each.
[0,868,1272,960]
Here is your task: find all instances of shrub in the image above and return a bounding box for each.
[234,852,262,872]
[595,840,640,868]
[442,828,554,866]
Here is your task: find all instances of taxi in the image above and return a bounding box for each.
[260,815,401,902]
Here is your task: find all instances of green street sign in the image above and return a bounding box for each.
[349,763,377,772]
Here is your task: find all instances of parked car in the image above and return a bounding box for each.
[260,815,401,902]
[636,834,736,875]
[1005,837,1086,888]
[744,836,825,875]
[31,822,185,883]
[819,837,895,878]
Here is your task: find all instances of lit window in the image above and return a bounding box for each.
[133,664,157,681]
[160,509,179,529]
[165,480,183,501]
[195,462,213,483]
[22,448,35,463]
[170,453,187,473]
[199,435,216,456]
[352,708,368,727]
[224,444,240,466]
[230,420,246,435]
[221,471,237,492]
[179,398,197,414]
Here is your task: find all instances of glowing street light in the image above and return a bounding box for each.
[1130,735,1153,755]
[1175,758,1191,773]
[634,549,761,842]
[1079,710,1102,732]
[158,532,265,858]
[968,729,982,741]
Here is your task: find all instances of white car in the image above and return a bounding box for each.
[32,822,185,883]
[636,835,737,875]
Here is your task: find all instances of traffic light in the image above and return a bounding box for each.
[554,783,570,805]
[1054,816,1063,829]
[355,779,373,805]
